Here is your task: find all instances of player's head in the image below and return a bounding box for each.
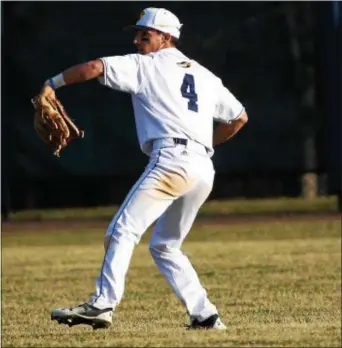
[126,7,183,55]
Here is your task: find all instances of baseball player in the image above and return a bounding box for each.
[47,7,248,330]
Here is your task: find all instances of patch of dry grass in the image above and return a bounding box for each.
[2,220,341,347]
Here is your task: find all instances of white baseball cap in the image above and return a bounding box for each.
[126,7,183,39]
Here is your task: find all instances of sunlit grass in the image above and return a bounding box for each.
[2,219,341,347]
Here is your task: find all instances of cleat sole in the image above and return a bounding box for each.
[51,314,111,330]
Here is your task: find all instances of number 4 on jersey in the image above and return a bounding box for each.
[180,74,198,112]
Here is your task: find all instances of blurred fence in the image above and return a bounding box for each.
[1,1,341,213]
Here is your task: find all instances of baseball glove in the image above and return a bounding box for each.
[32,94,84,157]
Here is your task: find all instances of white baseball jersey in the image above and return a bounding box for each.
[98,47,244,156]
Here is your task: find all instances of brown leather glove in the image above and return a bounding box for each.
[32,93,84,157]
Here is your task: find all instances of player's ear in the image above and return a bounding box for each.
[162,33,172,43]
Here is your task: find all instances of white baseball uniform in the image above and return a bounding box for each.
[88,47,244,321]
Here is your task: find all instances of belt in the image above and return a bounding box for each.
[173,138,188,145]
[152,138,209,155]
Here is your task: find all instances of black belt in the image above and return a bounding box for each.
[173,138,188,145]
[173,138,209,154]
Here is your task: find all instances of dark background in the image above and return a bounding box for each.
[1,1,341,214]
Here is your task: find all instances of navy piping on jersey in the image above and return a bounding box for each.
[93,150,161,305]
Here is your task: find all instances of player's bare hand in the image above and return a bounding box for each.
[40,84,56,99]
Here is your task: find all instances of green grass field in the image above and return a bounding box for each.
[8,196,338,221]
[2,215,341,347]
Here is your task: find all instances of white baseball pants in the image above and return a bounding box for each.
[89,138,218,321]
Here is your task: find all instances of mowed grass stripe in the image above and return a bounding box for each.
[7,196,338,222]
[2,220,341,347]
[2,220,340,247]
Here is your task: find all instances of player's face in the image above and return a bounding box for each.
[133,28,167,54]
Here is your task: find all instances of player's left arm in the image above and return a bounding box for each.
[40,53,143,97]
[61,59,104,84]
[40,59,104,97]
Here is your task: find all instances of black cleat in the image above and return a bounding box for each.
[187,314,227,330]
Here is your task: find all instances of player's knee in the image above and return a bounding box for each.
[105,227,141,248]
[104,218,142,247]
[149,241,180,258]
[149,242,164,255]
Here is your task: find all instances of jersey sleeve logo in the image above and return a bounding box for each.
[177,61,192,68]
